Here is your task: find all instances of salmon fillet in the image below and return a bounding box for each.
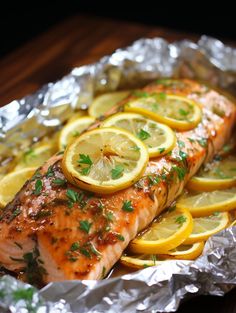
[0,79,235,286]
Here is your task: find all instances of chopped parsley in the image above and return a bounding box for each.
[70,242,80,251]
[132,90,149,98]
[111,165,124,179]
[66,189,79,203]
[33,179,43,195]
[177,140,185,148]
[105,211,114,222]
[175,215,187,226]
[179,108,189,116]
[9,208,21,222]
[78,154,93,175]
[148,175,160,186]
[137,129,151,141]
[122,200,134,212]
[116,234,125,241]
[13,287,34,302]
[52,178,67,186]
[172,165,186,180]
[213,211,220,216]
[79,220,93,234]
[46,166,54,178]
[179,151,188,161]
[79,247,91,258]
[197,138,207,147]
[158,147,165,154]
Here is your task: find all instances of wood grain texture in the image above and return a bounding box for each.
[0,14,235,313]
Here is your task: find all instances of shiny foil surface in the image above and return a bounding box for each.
[0,36,236,312]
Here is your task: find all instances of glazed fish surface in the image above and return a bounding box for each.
[0,79,235,285]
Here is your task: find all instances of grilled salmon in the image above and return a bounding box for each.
[0,79,235,285]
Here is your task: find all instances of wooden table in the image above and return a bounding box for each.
[0,14,235,313]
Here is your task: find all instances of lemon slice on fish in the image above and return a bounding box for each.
[161,241,205,260]
[176,188,236,217]
[129,207,193,254]
[125,94,202,131]
[101,113,176,158]
[0,168,36,207]
[14,144,56,171]
[89,91,130,118]
[62,127,149,194]
[187,155,236,191]
[184,212,229,244]
[59,116,95,150]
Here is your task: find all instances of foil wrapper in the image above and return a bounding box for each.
[0,35,236,312]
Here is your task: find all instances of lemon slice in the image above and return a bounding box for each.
[187,155,236,191]
[120,254,166,269]
[62,127,149,194]
[101,113,176,158]
[14,144,56,171]
[0,168,36,207]
[89,91,130,118]
[129,208,193,254]
[176,188,236,217]
[125,94,202,131]
[58,116,95,150]
[184,212,229,244]
[161,241,205,260]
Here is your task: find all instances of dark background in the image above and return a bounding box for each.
[0,1,235,58]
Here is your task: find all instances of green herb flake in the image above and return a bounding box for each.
[111,165,124,179]
[179,151,188,161]
[68,256,78,262]
[70,242,80,251]
[79,247,91,258]
[33,179,43,195]
[80,166,91,175]
[9,208,21,221]
[46,165,54,178]
[177,140,185,148]
[197,138,207,147]
[66,189,79,203]
[23,148,36,163]
[158,147,165,154]
[122,200,134,212]
[179,108,189,116]
[79,220,93,234]
[175,215,187,226]
[148,175,160,186]
[52,178,67,186]
[213,211,220,216]
[133,90,149,98]
[13,287,34,301]
[72,130,80,137]
[116,234,125,241]
[78,154,93,165]
[173,165,186,180]
[137,129,151,141]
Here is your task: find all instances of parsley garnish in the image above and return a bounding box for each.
[79,220,93,233]
[179,151,188,161]
[46,165,54,178]
[52,178,67,186]
[148,175,160,186]
[156,92,166,100]
[137,129,151,141]
[197,138,207,147]
[78,154,93,175]
[179,108,189,116]
[175,215,187,226]
[213,211,220,216]
[105,211,114,222]
[158,147,165,153]
[116,234,125,241]
[33,179,43,195]
[66,189,79,208]
[78,154,92,165]
[177,140,185,148]
[133,90,149,98]
[13,287,34,302]
[111,165,124,179]
[79,247,91,258]
[122,200,134,212]
[172,165,186,180]
[70,242,80,251]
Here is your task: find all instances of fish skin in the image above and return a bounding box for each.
[0,79,235,284]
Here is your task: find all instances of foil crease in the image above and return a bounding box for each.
[0,36,236,312]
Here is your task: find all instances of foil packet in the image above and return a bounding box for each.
[0,35,236,312]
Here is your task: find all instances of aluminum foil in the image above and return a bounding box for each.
[0,35,236,312]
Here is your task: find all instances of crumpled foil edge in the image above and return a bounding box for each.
[0,35,236,312]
